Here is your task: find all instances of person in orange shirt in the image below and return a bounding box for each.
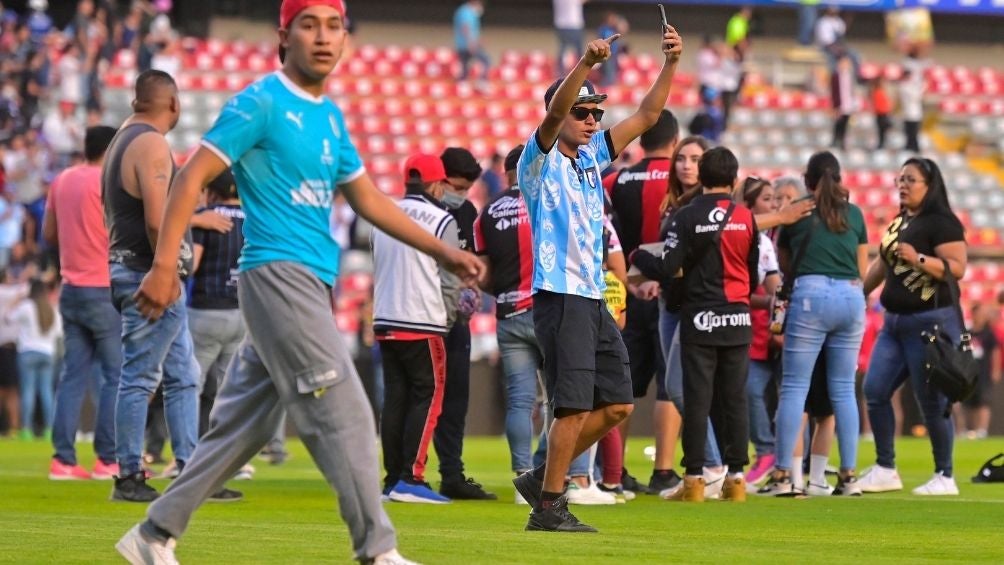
[871,76,893,150]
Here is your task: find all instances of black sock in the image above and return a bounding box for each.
[531,465,546,481]
[538,490,563,510]
[140,520,172,543]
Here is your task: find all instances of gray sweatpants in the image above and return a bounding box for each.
[146,262,396,561]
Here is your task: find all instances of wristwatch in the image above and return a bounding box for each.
[918,254,927,265]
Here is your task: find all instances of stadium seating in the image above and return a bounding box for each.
[100,41,1004,346]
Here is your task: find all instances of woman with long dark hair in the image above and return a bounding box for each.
[859,157,968,496]
[763,151,869,496]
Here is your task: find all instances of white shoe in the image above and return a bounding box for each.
[233,464,255,481]
[912,472,959,496]
[805,481,834,496]
[116,524,179,565]
[703,467,727,500]
[566,482,617,505]
[858,465,903,493]
[373,549,422,565]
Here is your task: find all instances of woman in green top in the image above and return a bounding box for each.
[763,151,869,496]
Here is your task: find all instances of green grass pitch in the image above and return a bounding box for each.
[2,436,1004,563]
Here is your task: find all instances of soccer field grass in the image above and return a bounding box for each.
[2,436,1004,564]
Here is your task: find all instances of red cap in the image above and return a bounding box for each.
[403,153,447,184]
[279,0,346,30]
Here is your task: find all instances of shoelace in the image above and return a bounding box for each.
[464,477,485,489]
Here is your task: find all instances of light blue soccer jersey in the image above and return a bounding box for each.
[517,130,613,299]
[202,71,364,286]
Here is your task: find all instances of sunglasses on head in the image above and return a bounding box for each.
[569,107,604,122]
[742,175,769,194]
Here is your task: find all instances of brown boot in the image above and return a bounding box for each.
[721,475,747,502]
[666,475,705,502]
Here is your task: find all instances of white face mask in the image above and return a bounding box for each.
[441,191,466,209]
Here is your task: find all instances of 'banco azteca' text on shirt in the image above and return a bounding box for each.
[201,71,365,286]
[516,129,614,299]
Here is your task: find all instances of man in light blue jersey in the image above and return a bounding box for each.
[114,2,482,565]
[512,25,684,533]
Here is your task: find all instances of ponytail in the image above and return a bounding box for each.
[805,151,849,233]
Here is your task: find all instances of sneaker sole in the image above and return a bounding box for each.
[110,492,160,503]
[861,484,903,493]
[388,493,450,504]
[912,490,959,496]
[525,523,598,533]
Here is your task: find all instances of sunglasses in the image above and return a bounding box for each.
[569,107,604,122]
[742,175,770,195]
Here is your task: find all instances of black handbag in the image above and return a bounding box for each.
[921,258,979,416]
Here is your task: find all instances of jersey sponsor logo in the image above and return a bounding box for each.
[487,195,526,231]
[290,179,334,208]
[695,221,747,234]
[708,206,727,223]
[693,310,752,333]
[539,240,557,272]
[617,169,670,184]
[223,98,254,122]
[494,215,528,231]
[285,111,304,130]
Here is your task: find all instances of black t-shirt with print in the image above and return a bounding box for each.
[878,211,965,314]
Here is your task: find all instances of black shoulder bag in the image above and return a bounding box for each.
[769,218,818,335]
[922,257,979,416]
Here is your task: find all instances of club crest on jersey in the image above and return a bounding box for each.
[584,167,598,188]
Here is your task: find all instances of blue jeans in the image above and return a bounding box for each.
[19,350,54,431]
[864,307,959,476]
[776,276,865,472]
[797,4,818,46]
[555,27,584,74]
[111,263,199,475]
[500,310,589,476]
[747,359,775,458]
[52,285,121,465]
[659,305,722,468]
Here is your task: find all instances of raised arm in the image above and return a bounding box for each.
[608,26,683,155]
[538,34,622,151]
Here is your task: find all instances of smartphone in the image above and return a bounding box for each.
[658,4,669,31]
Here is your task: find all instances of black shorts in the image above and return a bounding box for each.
[623,295,668,400]
[963,371,993,408]
[805,350,834,418]
[534,291,634,412]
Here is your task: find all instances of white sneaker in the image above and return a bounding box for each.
[805,481,834,496]
[703,467,727,500]
[233,464,255,481]
[857,465,903,493]
[373,549,422,565]
[566,481,617,505]
[116,524,179,565]
[912,472,959,496]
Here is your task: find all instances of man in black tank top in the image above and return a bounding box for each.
[102,70,202,503]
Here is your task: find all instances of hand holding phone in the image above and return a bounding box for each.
[658,4,683,61]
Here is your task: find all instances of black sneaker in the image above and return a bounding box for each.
[208,487,244,502]
[111,472,160,503]
[621,467,647,494]
[440,476,498,500]
[513,471,543,509]
[525,496,598,533]
[647,470,682,495]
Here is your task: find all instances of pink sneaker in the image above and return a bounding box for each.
[49,458,92,480]
[747,454,776,485]
[92,459,120,480]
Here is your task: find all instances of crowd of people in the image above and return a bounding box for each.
[0,0,1001,563]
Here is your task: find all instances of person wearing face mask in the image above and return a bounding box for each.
[373,153,463,505]
[860,157,968,496]
[432,147,497,500]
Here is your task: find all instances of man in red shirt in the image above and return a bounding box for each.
[43,125,121,480]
